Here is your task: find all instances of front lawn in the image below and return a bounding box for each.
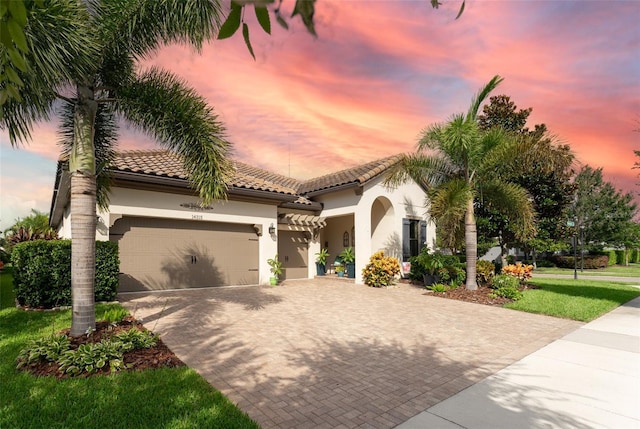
[506,278,640,322]
[534,263,640,278]
[0,269,259,429]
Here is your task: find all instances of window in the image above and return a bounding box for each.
[402,219,426,261]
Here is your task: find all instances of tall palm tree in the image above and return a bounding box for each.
[387,76,535,290]
[1,0,232,335]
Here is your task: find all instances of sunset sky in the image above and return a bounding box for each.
[1,0,639,232]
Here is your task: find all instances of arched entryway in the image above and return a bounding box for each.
[370,196,397,258]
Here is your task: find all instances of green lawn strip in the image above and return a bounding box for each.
[506,278,640,322]
[1,267,16,309]
[534,264,640,278]
[0,272,258,429]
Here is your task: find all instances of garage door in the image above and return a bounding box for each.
[110,217,259,292]
[278,231,308,280]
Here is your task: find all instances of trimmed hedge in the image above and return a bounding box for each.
[615,250,626,265]
[551,254,609,269]
[632,249,640,264]
[11,240,119,308]
[606,250,617,266]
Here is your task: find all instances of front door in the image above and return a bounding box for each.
[278,231,309,280]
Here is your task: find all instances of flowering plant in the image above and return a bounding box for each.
[362,251,400,288]
[501,263,533,283]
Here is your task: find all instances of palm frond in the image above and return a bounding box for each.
[483,132,576,180]
[439,113,479,168]
[58,101,118,209]
[480,180,536,240]
[96,0,223,63]
[383,153,459,190]
[0,0,98,144]
[467,75,504,121]
[116,68,233,204]
[429,179,472,250]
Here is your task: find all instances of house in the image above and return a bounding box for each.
[49,150,434,291]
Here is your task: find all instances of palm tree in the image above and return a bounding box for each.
[1,0,232,335]
[387,76,535,290]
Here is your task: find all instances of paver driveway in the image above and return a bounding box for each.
[120,278,582,428]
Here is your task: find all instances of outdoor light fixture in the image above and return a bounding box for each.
[269,223,276,235]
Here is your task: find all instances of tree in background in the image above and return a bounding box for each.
[3,209,58,246]
[475,95,576,265]
[386,76,536,290]
[571,165,637,251]
[1,0,232,336]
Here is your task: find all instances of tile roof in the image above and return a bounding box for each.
[109,150,404,201]
[298,154,403,194]
[111,150,299,196]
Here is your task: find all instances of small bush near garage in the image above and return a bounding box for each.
[362,251,400,287]
[12,240,119,308]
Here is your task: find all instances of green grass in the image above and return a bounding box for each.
[0,270,259,429]
[535,263,640,278]
[505,278,640,322]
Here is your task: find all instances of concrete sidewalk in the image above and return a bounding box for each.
[397,297,640,429]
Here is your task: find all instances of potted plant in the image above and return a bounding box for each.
[336,264,345,277]
[315,248,330,276]
[267,254,283,285]
[417,251,445,286]
[339,247,356,278]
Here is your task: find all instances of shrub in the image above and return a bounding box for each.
[16,327,157,377]
[615,250,626,265]
[551,255,609,269]
[501,263,533,283]
[427,283,449,293]
[16,335,71,369]
[491,274,520,290]
[12,240,119,308]
[632,249,640,264]
[606,250,617,266]
[362,251,401,288]
[489,286,523,301]
[99,306,129,324]
[534,259,555,268]
[476,260,495,286]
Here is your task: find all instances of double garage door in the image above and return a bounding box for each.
[111,217,259,292]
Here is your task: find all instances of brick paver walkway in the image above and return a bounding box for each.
[120,279,582,428]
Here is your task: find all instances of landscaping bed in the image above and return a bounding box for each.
[424,284,537,306]
[18,316,184,379]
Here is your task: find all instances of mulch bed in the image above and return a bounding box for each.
[19,316,184,379]
[398,278,537,306]
[426,285,512,306]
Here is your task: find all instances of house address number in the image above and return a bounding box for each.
[192,214,203,220]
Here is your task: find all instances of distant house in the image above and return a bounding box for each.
[49,150,434,291]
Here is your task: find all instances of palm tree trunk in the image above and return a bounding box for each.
[69,85,97,336]
[465,197,478,290]
[70,173,96,336]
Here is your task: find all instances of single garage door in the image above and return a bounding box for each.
[111,217,259,292]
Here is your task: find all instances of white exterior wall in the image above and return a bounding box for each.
[104,187,278,285]
[317,177,433,284]
[56,177,431,286]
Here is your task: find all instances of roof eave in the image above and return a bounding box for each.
[112,170,298,203]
